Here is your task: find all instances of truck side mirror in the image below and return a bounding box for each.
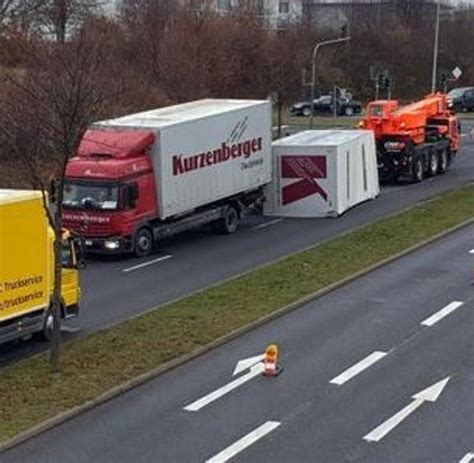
[73,235,87,270]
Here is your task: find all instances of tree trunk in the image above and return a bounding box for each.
[50,176,65,373]
[55,0,67,44]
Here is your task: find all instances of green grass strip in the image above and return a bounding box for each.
[273,112,362,129]
[1,184,473,442]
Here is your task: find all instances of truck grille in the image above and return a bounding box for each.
[63,213,114,238]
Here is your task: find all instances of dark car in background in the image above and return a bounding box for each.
[447,87,474,113]
[290,95,362,117]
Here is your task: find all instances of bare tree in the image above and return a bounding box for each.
[32,0,100,43]
[0,0,42,32]
[0,26,119,372]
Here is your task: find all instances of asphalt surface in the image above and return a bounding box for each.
[1,120,473,366]
[3,222,473,462]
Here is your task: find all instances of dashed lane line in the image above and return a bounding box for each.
[206,421,281,463]
[123,255,172,273]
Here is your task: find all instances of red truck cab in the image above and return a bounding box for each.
[63,129,158,256]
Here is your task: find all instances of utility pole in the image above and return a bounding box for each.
[431,0,440,93]
[309,36,351,129]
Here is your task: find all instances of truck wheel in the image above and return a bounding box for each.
[216,206,239,234]
[134,228,153,257]
[438,149,448,174]
[412,157,424,183]
[428,152,438,176]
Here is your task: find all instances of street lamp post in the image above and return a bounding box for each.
[431,0,440,93]
[310,36,351,129]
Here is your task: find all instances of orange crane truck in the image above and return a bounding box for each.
[360,93,460,183]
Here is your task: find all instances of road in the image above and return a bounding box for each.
[3,222,472,462]
[1,120,473,366]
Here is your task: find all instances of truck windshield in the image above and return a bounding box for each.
[63,181,119,211]
[369,105,384,117]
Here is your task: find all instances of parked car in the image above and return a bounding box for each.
[447,87,474,113]
[290,95,362,117]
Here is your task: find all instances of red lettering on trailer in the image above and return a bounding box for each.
[281,155,328,205]
[172,137,263,176]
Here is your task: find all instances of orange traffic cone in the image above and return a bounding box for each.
[263,344,283,377]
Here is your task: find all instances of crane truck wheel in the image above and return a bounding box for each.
[412,157,424,183]
[438,149,448,174]
[215,205,239,234]
[428,152,439,177]
[134,227,154,257]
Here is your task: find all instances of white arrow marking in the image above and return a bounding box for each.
[364,377,450,443]
[206,421,280,463]
[460,452,474,463]
[330,351,388,386]
[421,301,464,327]
[233,354,265,376]
[184,363,264,412]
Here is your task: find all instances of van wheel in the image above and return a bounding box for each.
[41,308,59,341]
[438,149,448,174]
[428,152,438,176]
[215,206,239,234]
[134,228,153,257]
[412,157,424,183]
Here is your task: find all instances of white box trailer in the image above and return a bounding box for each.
[93,99,272,220]
[264,130,379,217]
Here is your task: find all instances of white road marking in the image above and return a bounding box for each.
[206,421,281,463]
[330,351,388,386]
[363,377,450,443]
[460,452,474,463]
[252,218,284,230]
[184,363,264,412]
[233,354,265,376]
[122,255,172,273]
[469,249,474,254]
[420,301,464,327]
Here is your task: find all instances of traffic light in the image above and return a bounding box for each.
[340,23,349,38]
[377,73,384,88]
[383,76,391,90]
[440,74,448,92]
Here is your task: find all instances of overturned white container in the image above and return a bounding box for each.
[264,130,379,217]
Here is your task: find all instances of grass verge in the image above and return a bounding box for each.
[1,184,474,443]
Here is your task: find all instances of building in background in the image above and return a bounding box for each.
[109,0,473,30]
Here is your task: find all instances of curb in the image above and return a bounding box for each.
[1,216,473,453]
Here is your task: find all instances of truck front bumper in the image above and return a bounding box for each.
[83,237,133,254]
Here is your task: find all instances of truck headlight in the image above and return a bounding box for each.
[104,240,120,250]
